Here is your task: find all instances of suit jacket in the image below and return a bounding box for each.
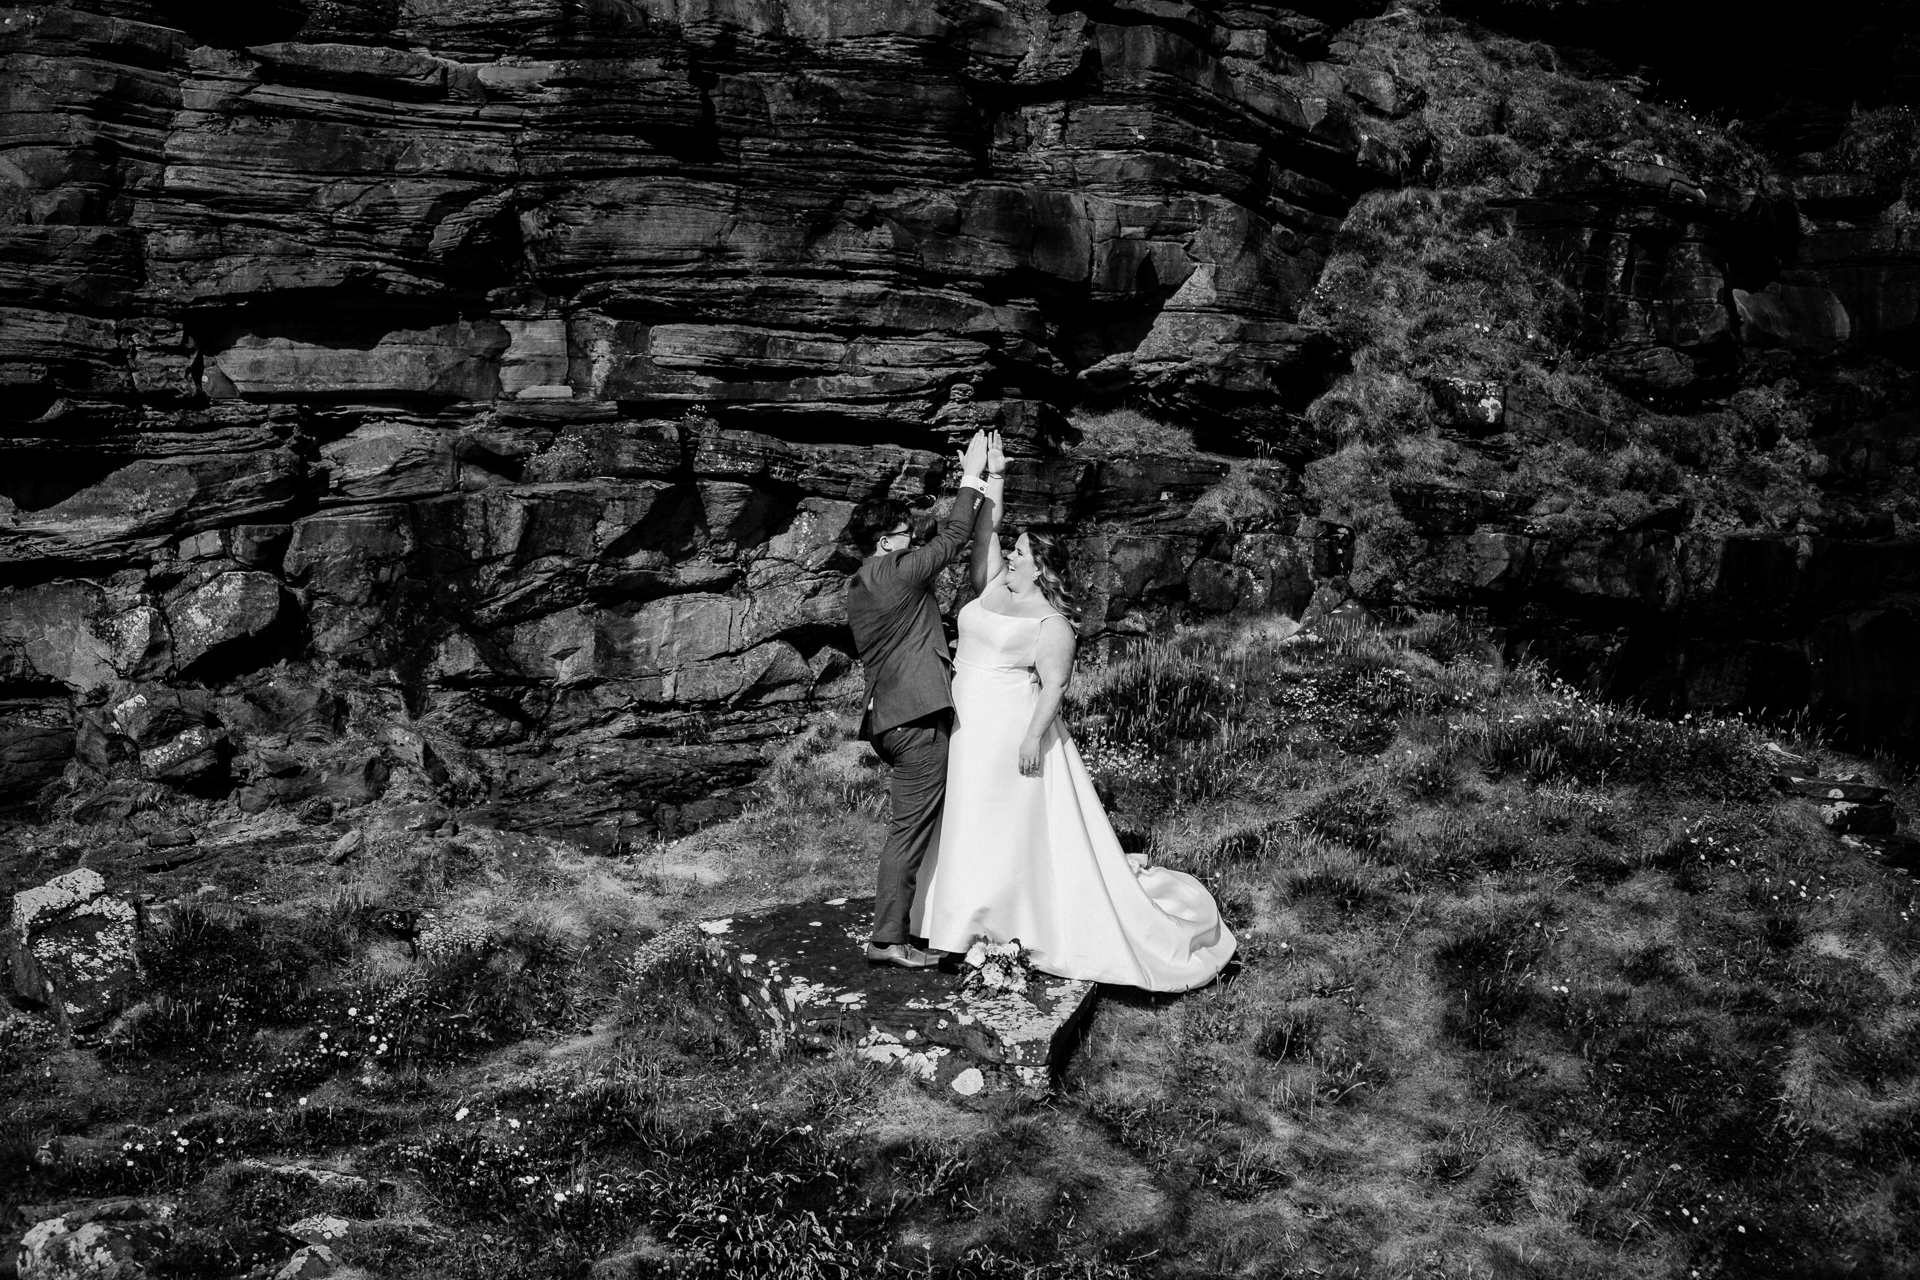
[846,484,988,740]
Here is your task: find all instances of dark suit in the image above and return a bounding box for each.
[846,483,987,945]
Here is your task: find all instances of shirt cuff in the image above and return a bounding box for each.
[958,474,989,494]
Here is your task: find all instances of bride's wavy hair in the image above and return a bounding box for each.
[1019,530,1092,633]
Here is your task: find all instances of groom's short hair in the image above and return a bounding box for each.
[848,497,911,554]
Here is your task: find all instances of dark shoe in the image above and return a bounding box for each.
[866,942,941,969]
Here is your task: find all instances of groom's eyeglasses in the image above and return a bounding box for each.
[881,523,914,548]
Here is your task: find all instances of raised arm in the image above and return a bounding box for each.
[1019,615,1077,777]
[970,429,1007,597]
[894,430,989,588]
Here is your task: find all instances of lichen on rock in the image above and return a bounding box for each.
[10,869,142,1032]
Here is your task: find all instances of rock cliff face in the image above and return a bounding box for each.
[2,0,1918,832]
[2,0,1389,834]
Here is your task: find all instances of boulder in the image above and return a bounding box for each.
[130,813,195,849]
[931,392,1076,457]
[210,323,508,402]
[109,690,213,748]
[1427,378,1505,432]
[0,705,74,801]
[1761,742,1816,774]
[1734,283,1852,350]
[1085,456,1231,523]
[9,869,142,1032]
[69,782,158,826]
[1185,558,1248,613]
[1596,344,1697,394]
[16,1200,172,1280]
[284,1217,352,1247]
[273,1245,336,1280]
[319,422,461,502]
[1389,482,1527,535]
[0,581,169,693]
[1820,801,1900,837]
[0,453,306,567]
[164,570,285,671]
[137,726,227,788]
[1503,386,1613,450]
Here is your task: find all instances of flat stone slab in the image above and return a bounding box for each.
[1846,831,1920,874]
[1777,774,1890,803]
[696,896,1098,1095]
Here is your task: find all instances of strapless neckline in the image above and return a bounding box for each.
[966,598,1059,623]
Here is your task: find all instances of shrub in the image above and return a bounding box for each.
[1403,611,1495,666]
[114,904,343,1062]
[1074,639,1246,744]
[1469,681,1768,795]
[618,932,760,1061]
[1188,461,1288,530]
[1067,407,1197,456]
[759,722,888,816]
[1074,638,1271,806]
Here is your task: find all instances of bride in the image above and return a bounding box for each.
[910,431,1237,991]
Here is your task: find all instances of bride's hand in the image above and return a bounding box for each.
[1018,734,1043,777]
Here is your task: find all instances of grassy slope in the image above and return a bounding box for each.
[5,609,1917,1279]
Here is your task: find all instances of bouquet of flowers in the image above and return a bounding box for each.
[961,937,1036,998]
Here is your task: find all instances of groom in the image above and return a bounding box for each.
[845,429,993,969]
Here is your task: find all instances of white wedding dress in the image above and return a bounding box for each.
[910,597,1237,991]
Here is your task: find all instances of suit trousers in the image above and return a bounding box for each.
[868,710,951,945]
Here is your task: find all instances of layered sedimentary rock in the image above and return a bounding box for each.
[2,0,1919,827]
[1,0,1399,826]
[1,0,1403,430]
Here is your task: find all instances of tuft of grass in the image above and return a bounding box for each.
[1465,678,1771,795]
[1297,782,1396,851]
[1434,907,1553,1051]
[1067,408,1198,457]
